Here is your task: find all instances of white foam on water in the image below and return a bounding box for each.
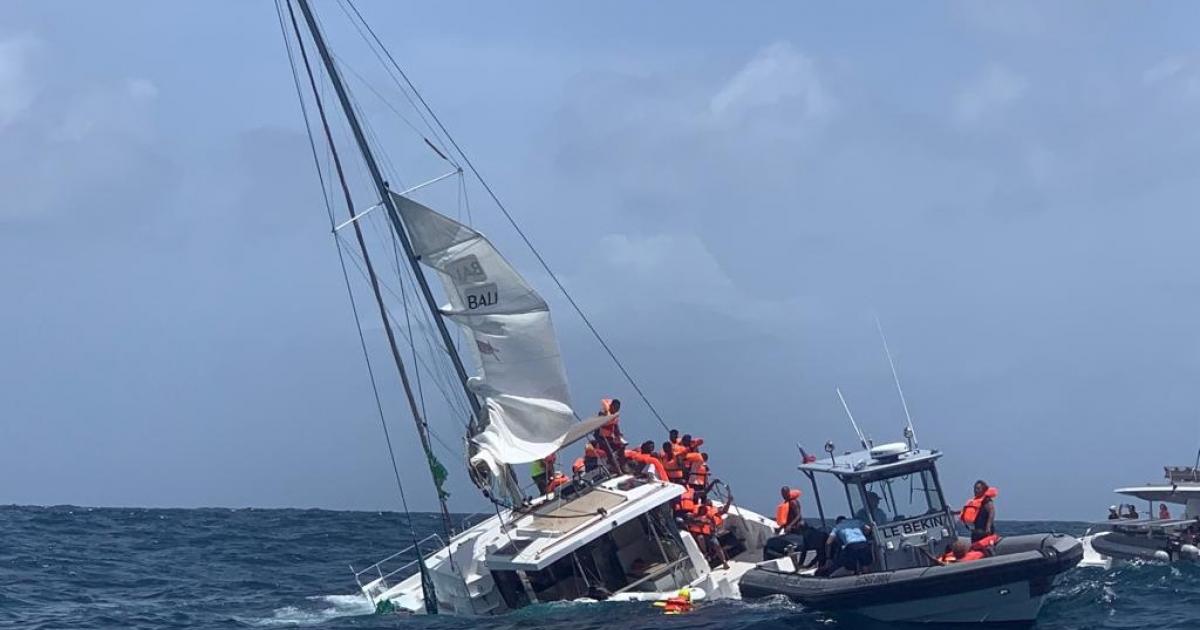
[248,594,375,627]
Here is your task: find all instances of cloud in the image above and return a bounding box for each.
[953,65,1028,126]
[0,64,169,224]
[710,42,834,128]
[578,232,803,334]
[1143,55,1200,102]
[0,34,39,130]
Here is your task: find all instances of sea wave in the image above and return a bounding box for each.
[0,506,1188,629]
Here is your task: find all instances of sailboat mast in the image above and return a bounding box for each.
[293,0,484,432]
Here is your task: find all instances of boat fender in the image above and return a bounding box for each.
[1180,544,1200,561]
[1153,550,1171,562]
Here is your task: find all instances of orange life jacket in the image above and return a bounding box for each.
[775,489,802,527]
[687,462,708,488]
[960,487,998,526]
[687,506,715,536]
[572,457,585,474]
[682,452,706,486]
[708,505,724,529]
[971,534,1000,551]
[662,453,686,482]
[597,399,622,439]
[625,450,669,481]
[940,549,985,563]
[677,486,697,513]
[546,472,568,493]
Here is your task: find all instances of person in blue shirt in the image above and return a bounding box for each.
[818,516,874,576]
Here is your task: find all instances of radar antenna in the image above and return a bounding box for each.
[836,387,870,450]
[876,316,918,448]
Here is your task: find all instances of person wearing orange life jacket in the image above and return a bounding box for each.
[660,441,687,484]
[674,485,698,515]
[583,441,608,473]
[597,398,625,444]
[938,539,985,564]
[686,452,711,492]
[960,480,998,542]
[545,470,569,494]
[776,486,804,535]
[571,457,585,477]
[680,434,704,454]
[625,441,669,482]
[687,494,733,569]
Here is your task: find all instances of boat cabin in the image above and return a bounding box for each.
[1113,466,1200,520]
[797,442,955,571]
[485,477,698,607]
[356,469,771,614]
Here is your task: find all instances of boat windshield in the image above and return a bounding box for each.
[851,469,945,525]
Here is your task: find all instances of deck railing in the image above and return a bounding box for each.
[351,533,446,597]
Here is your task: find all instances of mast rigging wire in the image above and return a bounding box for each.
[341,0,670,431]
[273,0,434,596]
[281,0,456,543]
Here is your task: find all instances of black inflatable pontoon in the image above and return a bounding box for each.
[740,533,1082,625]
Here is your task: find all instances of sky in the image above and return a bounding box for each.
[4,1,1200,521]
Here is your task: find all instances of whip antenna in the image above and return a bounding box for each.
[876,316,917,448]
[836,387,870,450]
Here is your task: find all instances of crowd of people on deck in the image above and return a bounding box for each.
[528,398,733,568]
[531,401,1011,576]
[1105,502,1178,521]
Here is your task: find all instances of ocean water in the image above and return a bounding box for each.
[1,506,1195,629]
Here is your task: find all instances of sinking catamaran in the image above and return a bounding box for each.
[276,0,775,615]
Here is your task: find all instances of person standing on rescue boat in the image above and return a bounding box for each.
[960,480,997,542]
[776,486,804,535]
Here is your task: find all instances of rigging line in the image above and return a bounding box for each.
[285,0,456,542]
[375,207,435,434]
[334,49,455,167]
[460,170,474,227]
[338,231,471,425]
[341,0,670,431]
[334,232,473,421]
[347,83,408,191]
[336,0,457,166]
[274,0,428,569]
[378,213,473,421]
[358,214,470,422]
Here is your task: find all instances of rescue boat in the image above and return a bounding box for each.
[739,441,1083,625]
[1079,465,1200,568]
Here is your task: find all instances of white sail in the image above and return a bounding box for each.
[391,192,589,475]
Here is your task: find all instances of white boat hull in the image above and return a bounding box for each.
[357,475,777,616]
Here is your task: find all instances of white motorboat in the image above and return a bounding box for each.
[1080,465,1200,568]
